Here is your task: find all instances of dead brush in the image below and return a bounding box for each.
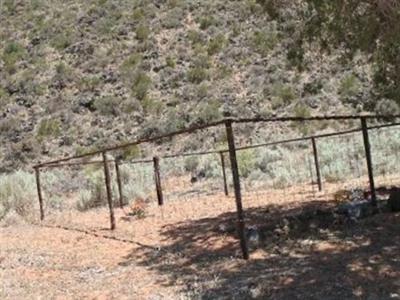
[334,190,351,203]
[128,198,147,219]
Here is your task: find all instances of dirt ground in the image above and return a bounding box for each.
[2,180,400,299]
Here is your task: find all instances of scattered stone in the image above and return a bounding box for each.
[217,223,235,234]
[246,226,265,247]
[30,37,41,46]
[337,200,374,220]
[78,96,95,110]
[190,170,206,183]
[16,96,34,108]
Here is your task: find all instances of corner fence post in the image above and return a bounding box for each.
[153,156,164,206]
[34,167,45,221]
[311,137,322,191]
[225,120,249,260]
[102,152,116,230]
[115,159,124,208]
[361,117,377,207]
[219,151,229,196]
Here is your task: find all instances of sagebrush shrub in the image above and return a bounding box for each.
[0,171,35,220]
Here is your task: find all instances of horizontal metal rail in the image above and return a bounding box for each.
[37,120,400,170]
[34,119,226,168]
[231,114,400,124]
[159,121,400,158]
[229,121,400,153]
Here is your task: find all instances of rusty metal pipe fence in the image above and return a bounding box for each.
[33,115,400,260]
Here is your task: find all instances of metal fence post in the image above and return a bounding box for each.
[34,167,44,221]
[225,120,249,260]
[115,159,124,208]
[361,117,377,207]
[311,137,322,191]
[153,156,164,206]
[219,151,229,196]
[102,152,116,230]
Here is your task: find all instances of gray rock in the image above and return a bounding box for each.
[337,200,374,220]
[388,188,400,212]
[246,226,265,247]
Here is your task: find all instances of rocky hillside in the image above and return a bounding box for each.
[0,0,395,171]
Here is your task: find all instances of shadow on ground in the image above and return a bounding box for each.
[120,200,400,299]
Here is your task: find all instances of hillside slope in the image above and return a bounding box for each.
[0,0,388,171]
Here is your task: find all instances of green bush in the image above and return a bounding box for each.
[166,56,176,68]
[167,0,183,8]
[51,31,73,50]
[238,150,257,178]
[187,67,208,83]
[375,99,399,116]
[2,41,26,73]
[141,97,163,115]
[131,72,151,100]
[207,34,226,56]
[54,62,74,83]
[120,53,143,83]
[270,97,284,109]
[132,8,145,21]
[338,74,361,100]
[293,103,311,118]
[79,75,102,92]
[187,30,203,45]
[4,41,25,56]
[293,103,312,135]
[199,16,216,30]
[303,80,323,95]
[162,8,184,29]
[0,117,17,135]
[121,145,141,160]
[271,83,296,105]
[251,29,278,56]
[119,164,155,202]
[0,171,36,220]
[77,173,106,211]
[93,96,120,116]
[136,24,150,41]
[96,14,120,36]
[192,53,211,69]
[287,43,305,70]
[194,99,222,124]
[184,157,199,172]
[0,88,9,106]
[196,83,209,99]
[3,0,16,14]
[37,119,61,139]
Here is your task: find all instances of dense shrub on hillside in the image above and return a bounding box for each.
[251,28,278,56]
[131,72,152,100]
[0,0,388,171]
[93,96,121,116]
[187,67,208,83]
[338,74,361,101]
[37,119,62,140]
[0,171,35,221]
